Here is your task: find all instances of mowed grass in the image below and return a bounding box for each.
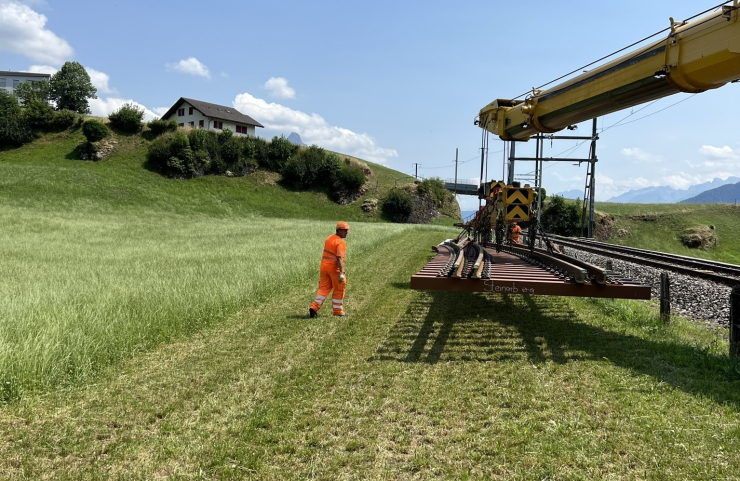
[0,229,738,479]
[0,206,438,402]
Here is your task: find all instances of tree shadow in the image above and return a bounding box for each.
[370,289,740,408]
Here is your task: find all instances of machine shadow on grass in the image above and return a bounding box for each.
[370,289,740,409]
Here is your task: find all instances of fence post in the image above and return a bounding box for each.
[731,286,740,358]
[660,272,670,324]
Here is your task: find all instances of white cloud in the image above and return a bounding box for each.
[85,67,115,94]
[166,57,210,79]
[89,97,159,122]
[0,1,72,65]
[699,145,740,160]
[27,64,56,74]
[152,106,170,117]
[233,92,398,165]
[620,147,662,163]
[264,77,296,99]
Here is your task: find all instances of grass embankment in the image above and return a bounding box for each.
[0,127,437,222]
[0,229,738,478]
[595,202,740,264]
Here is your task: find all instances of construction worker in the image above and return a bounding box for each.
[309,221,349,318]
[510,222,522,244]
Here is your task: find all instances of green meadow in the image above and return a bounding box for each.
[0,127,739,479]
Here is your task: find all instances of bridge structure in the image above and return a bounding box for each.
[444,179,479,196]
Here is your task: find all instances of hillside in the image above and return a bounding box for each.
[0,125,459,224]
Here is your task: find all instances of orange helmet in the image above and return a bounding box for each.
[336,221,350,231]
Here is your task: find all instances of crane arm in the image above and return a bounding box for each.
[479,2,740,141]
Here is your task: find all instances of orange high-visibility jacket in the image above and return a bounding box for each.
[511,225,522,241]
[320,234,346,272]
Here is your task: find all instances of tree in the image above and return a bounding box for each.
[0,91,34,146]
[14,80,51,105]
[15,80,54,129]
[540,195,581,236]
[49,62,97,114]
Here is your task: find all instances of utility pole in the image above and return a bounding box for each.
[454,148,458,193]
[412,163,421,179]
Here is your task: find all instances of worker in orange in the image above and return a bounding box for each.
[309,221,349,318]
[510,222,522,244]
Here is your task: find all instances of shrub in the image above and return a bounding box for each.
[321,152,342,188]
[417,177,453,207]
[82,119,109,142]
[22,99,55,129]
[382,188,415,223]
[541,195,581,236]
[0,91,34,147]
[244,136,269,167]
[267,135,297,172]
[218,127,233,144]
[108,103,144,133]
[146,131,200,177]
[147,118,178,137]
[336,162,366,193]
[282,145,326,189]
[51,109,79,129]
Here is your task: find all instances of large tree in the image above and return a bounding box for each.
[49,61,97,114]
[0,91,34,146]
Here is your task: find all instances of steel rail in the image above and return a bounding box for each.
[547,234,740,287]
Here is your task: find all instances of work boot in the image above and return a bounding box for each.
[309,308,317,319]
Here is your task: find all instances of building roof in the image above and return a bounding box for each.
[160,97,264,128]
[0,71,51,78]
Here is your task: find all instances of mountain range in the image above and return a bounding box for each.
[287,132,306,146]
[605,177,740,203]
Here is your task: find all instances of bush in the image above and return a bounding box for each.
[244,136,269,168]
[267,135,296,172]
[541,195,581,236]
[82,119,109,142]
[51,109,79,129]
[282,145,326,189]
[336,162,366,193]
[22,99,55,129]
[382,188,415,223]
[0,91,34,147]
[147,118,178,137]
[417,177,453,207]
[108,103,144,133]
[146,131,201,177]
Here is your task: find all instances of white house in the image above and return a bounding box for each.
[0,71,51,96]
[159,97,264,136]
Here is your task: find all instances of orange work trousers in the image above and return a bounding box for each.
[310,270,346,315]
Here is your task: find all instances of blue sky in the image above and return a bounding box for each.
[2,0,739,210]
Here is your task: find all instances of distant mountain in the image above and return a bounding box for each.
[287,132,305,146]
[555,189,583,200]
[606,177,740,203]
[681,180,740,203]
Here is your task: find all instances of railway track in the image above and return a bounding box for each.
[546,234,740,288]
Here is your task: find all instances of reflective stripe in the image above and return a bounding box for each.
[315,295,327,300]
[332,299,343,304]
[333,305,342,309]
[314,298,325,305]
[322,255,337,261]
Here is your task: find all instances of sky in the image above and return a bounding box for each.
[2,0,740,210]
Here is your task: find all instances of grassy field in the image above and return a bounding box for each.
[0,228,738,479]
[595,202,740,264]
[1,129,740,478]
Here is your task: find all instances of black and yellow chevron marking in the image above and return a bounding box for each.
[505,188,530,205]
[506,204,530,221]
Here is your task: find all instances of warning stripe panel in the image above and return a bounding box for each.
[506,205,530,221]
[505,188,530,204]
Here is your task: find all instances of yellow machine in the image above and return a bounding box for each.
[477,2,740,141]
[469,181,538,251]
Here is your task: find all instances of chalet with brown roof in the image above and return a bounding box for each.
[160,97,264,136]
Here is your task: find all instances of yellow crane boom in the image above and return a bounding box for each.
[478,2,740,141]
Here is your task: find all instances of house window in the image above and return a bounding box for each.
[177,108,185,116]
[0,78,5,88]
[178,123,184,127]
[213,121,223,129]
[188,121,194,127]
[199,120,204,127]
[13,79,19,88]
[189,107,194,115]
[236,125,249,134]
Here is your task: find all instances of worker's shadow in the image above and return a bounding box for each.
[369,289,740,409]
